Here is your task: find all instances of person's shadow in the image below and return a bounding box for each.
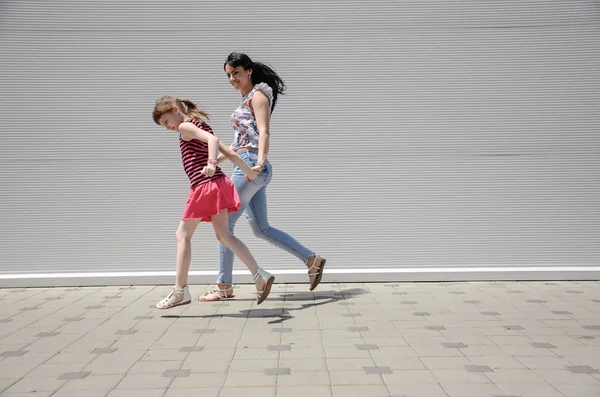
[162,287,368,324]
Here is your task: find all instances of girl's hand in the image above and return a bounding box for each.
[201,163,216,177]
[245,168,259,182]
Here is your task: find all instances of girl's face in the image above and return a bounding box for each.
[158,111,184,132]
[225,64,252,92]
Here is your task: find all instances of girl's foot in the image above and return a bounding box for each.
[156,286,191,309]
[307,255,326,291]
[197,285,235,301]
[253,268,275,305]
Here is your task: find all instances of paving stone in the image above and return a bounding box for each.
[401,301,418,304]
[59,371,91,380]
[164,369,190,377]
[116,373,172,389]
[355,344,379,350]
[530,343,557,349]
[134,316,154,320]
[1,350,28,357]
[464,365,495,373]
[364,366,393,374]
[425,325,447,331]
[64,317,84,322]
[551,311,572,315]
[566,290,583,294]
[442,342,467,348]
[527,300,546,304]
[86,305,105,309]
[36,332,61,337]
[264,367,291,375]
[503,325,525,331]
[412,312,430,316]
[582,325,600,330]
[481,311,501,316]
[342,313,362,317]
[268,345,292,351]
[115,329,138,335]
[0,319,13,323]
[194,328,216,334]
[464,300,481,304]
[92,348,118,354]
[348,326,369,332]
[45,297,63,301]
[493,395,521,397]
[3,376,65,393]
[565,365,598,374]
[179,346,205,352]
[272,328,292,333]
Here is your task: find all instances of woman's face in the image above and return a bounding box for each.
[225,64,252,92]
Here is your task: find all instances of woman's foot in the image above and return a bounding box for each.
[197,284,235,301]
[307,255,326,291]
[253,268,275,305]
[156,285,191,309]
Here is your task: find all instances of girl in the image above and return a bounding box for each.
[152,95,275,309]
[198,52,326,302]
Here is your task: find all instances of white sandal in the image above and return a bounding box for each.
[253,268,275,305]
[156,286,191,309]
[197,286,235,302]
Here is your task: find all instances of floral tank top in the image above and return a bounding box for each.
[229,83,274,151]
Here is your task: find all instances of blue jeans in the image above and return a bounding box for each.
[217,150,314,284]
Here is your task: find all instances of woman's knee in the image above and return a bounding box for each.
[248,216,271,239]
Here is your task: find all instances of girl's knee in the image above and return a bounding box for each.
[176,230,193,244]
[215,231,234,245]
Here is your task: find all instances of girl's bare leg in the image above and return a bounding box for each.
[211,209,265,291]
[156,219,200,309]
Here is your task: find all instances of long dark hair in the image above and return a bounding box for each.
[224,52,286,113]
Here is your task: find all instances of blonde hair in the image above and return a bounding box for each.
[152,96,209,125]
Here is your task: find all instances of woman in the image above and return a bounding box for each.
[198,52,326,301]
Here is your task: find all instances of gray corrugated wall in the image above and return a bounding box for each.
[1,0,599,287]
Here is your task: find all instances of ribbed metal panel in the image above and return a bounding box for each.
[1,0,599,286]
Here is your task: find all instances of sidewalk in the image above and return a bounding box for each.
[0,281,599,397]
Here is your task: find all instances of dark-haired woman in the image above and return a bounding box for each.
[198,52,326,301]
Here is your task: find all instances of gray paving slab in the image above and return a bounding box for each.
[0,282,599,396]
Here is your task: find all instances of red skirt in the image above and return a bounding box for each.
[182,176,241,223]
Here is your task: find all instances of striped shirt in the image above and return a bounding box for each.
[179,119,225,187]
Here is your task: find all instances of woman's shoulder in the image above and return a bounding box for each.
[251,82,274,104]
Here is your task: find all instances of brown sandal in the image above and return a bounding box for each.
[308,255,326,291]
